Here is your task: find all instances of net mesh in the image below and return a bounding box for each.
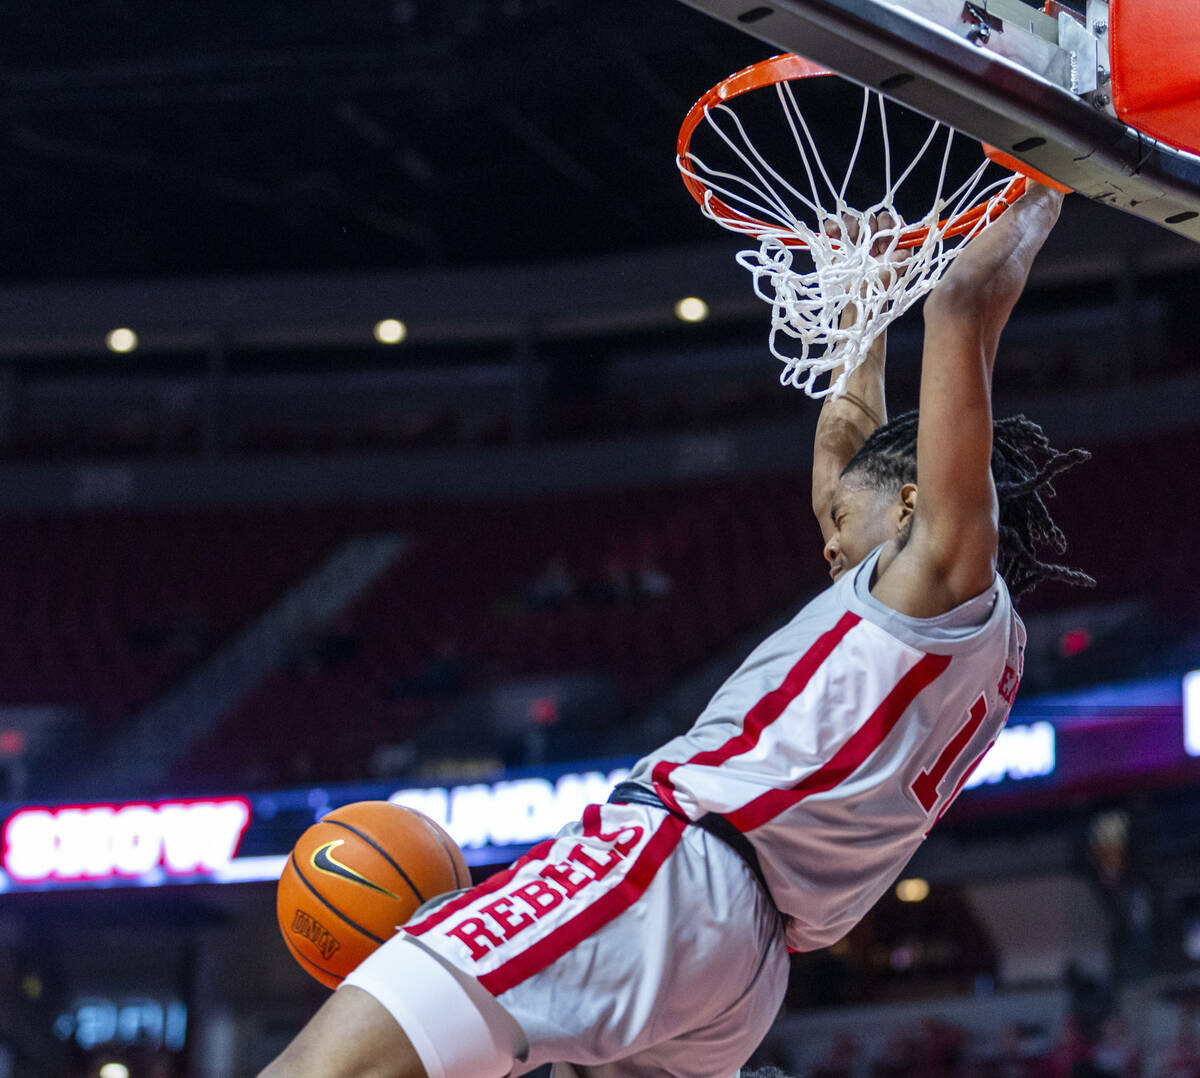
[678,75,1021,398]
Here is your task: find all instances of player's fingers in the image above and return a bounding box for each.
[824,212,862,245]
[822,216,843,242]
[874,212,913,258]
[869,211,900,257]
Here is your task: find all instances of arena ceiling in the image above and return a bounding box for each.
[4,0,1197,296]
[0,0,776,283]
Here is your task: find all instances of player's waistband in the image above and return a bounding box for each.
[607,781,772,899]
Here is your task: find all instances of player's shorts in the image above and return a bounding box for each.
[344,798,789,1078]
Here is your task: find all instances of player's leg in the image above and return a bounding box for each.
[401,800,786,1076]
[261,797,784,1077]
[259,930,526,1078]
[258,985,427,1078]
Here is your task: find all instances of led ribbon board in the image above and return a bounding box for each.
[0,722,1062,893]
[1184,669,1200,756]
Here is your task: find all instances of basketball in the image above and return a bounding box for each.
[276,800,470,989]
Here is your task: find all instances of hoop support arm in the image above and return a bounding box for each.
[675,0,1200,242]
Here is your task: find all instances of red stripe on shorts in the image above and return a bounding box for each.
[477,811,688,996]
[405,839,556,937]
[725,650,953,832]
[651,610,861,802]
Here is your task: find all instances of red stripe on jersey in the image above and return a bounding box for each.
[912,694,989,811]
[928,739,995,834]
[725,650,953,832]
[651,610,861,803]
[581,803,602,835]
[477,812,688,996]
[405,839,555,937]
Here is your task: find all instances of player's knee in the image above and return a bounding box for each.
[255,984,432,1078]
[257,1040,429,1078]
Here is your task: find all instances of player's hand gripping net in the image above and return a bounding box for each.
[677,55,1026,399]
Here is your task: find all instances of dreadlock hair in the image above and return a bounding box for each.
[840,410,1095,600]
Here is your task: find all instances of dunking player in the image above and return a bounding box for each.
[260,182,1092,1078]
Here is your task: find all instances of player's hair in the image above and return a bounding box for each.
[841,410,1095,599]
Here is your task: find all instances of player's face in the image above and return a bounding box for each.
[823,478,911,581]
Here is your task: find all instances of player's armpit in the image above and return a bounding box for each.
[258,986,429,1078]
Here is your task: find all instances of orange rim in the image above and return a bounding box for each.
[982,144,1073,193]
[677,53,1027,250]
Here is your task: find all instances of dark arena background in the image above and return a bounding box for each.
[2,1,1200,1076]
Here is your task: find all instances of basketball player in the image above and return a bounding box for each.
[259,181,1092,1078]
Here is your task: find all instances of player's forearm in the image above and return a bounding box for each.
[815,330,887,457]
[908,189,1063,581]
[811,330,887,519]
[927,184,1064,330]
[812,213,894,473]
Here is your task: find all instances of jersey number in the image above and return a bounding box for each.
[911,693,988,813]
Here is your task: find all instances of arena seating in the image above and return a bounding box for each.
[0,509,343,729]
[178,424,1200,788]
[2,424,1193,793]
[179,476,823,786]
[1016,427,1200,616]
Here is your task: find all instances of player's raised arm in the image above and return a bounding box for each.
[873,183,1064,615]
[812,331,886,544]
[812,214,898,543]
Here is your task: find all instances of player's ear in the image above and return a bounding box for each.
[896,482,917,531]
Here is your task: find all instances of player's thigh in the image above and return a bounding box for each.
[352,802,786,1075]
[490,816,787,1073]
[258,985,427,1078]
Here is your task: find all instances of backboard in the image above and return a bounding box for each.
[675,0,1200,243]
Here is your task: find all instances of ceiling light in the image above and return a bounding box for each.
[895,877,930,903]
[674,297,709,323]
[105,328,138,353]
[373,318,407,344]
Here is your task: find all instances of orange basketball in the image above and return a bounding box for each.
[276,800,469,989]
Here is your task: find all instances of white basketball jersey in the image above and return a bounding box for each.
[628,544,1025,953]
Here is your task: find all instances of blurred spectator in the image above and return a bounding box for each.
[1048,1016,1099,1078]
[581,547,673,605]
[586,554,634,605]
[288,612,362,674]
[389,638,469,701]
[634,544,674,600]
[916,1018,967,1078]
[524,554,577,610]
[872,1030,918,1077]
[1093,1016,1140,1078]
[1064,963,1112,1046]
[1163,1005,1200,1078]
[128,612,212,659]
[812,1032,858,1078]
[988,1022,1045,1078]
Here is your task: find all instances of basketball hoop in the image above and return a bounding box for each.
[677,54,1051,398]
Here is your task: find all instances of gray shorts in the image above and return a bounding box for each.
[346,800,788,1078]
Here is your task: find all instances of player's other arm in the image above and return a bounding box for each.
[876,183,1064,614]
[812,332,886,544]
[811,215,895,543]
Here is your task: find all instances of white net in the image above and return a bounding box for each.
[678,77,1020,398]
